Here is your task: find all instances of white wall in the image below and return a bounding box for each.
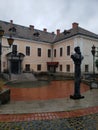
[76,36,98,73]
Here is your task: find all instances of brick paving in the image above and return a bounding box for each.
[8,80,89,101]
[0,80,98,129]
[0,106,98,122]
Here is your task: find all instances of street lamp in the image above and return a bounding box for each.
[90,45,98,89]
[7,36,14,47]
[91,45,96,80]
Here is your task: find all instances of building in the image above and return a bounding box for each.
[0,20,98,75]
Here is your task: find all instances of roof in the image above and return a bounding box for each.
[54,27,98,42]
[0,20,98,44]
[0,20,55,43]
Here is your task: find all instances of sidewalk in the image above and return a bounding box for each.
[0,89,98,114]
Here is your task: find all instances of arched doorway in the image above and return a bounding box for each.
[6,52,25,74]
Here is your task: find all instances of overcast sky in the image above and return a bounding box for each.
[0,0,98,34]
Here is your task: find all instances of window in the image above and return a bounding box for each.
[38,48,41,57]
[66,64,70,72]
[60,48,63,56]
[9,27,16,32]
[37,64,41,71]
[60,65,62,71]
[26,46,30,56]
[85,65,89,72]
[25,64,30,71]
[33,32,40,37]
[12,45,17,54]
[48,49,51,57]
[67,46,70,56]
[54,49,56,57]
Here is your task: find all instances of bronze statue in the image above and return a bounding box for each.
[70,46,84,99]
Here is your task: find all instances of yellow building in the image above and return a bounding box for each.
[0,20,98,75]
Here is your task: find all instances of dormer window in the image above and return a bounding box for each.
[9,27,16,32]
[33,32,40,37]
[63,30,70,35]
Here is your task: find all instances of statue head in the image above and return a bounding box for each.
[74,46,81,54]
[71,46,83,64]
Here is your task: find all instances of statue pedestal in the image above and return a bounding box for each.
[70,95,84,100]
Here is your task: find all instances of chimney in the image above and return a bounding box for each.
[52,32,55,35]
[10,20,13,24]
[29,25,34,30]
[43,28,47,32]
[56,29,60,35]
[72,22,79,29]
[10,20,13,29]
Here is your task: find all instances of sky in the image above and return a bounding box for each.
[0,0,98,34]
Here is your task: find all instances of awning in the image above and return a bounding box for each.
[47,62,59,66]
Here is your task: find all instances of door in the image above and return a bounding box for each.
[11,60,19,74]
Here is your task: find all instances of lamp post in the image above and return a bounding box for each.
[0,26,14,73]
[91,45,96,80]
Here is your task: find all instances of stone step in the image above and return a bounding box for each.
[10,73,37,82]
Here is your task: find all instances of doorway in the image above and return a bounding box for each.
[11,60,19,74]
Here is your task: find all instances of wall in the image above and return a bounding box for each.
[79,36,98,73]
[1,37,52,72]
[53,38,74,73]
[2,34,98,74]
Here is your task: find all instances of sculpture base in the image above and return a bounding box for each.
[70,95,84,100]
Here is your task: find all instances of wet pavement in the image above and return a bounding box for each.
[8,80,89,101]
[0,80,98,129]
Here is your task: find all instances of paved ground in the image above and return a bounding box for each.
[0,89,98,114]
[0,80,98,129]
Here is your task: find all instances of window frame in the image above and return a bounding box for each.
[25,64,30,71]
[26,46,30,56]
[67,46,70,56]
[12,45,17,54]
[38,48,41,57]
[37,64,41,71]
[60,64,62,71]
[54,49,56,57]
[85,64,89,72]
[66,64,70,72]
[60,47,63,57]
[48,49,51,57]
